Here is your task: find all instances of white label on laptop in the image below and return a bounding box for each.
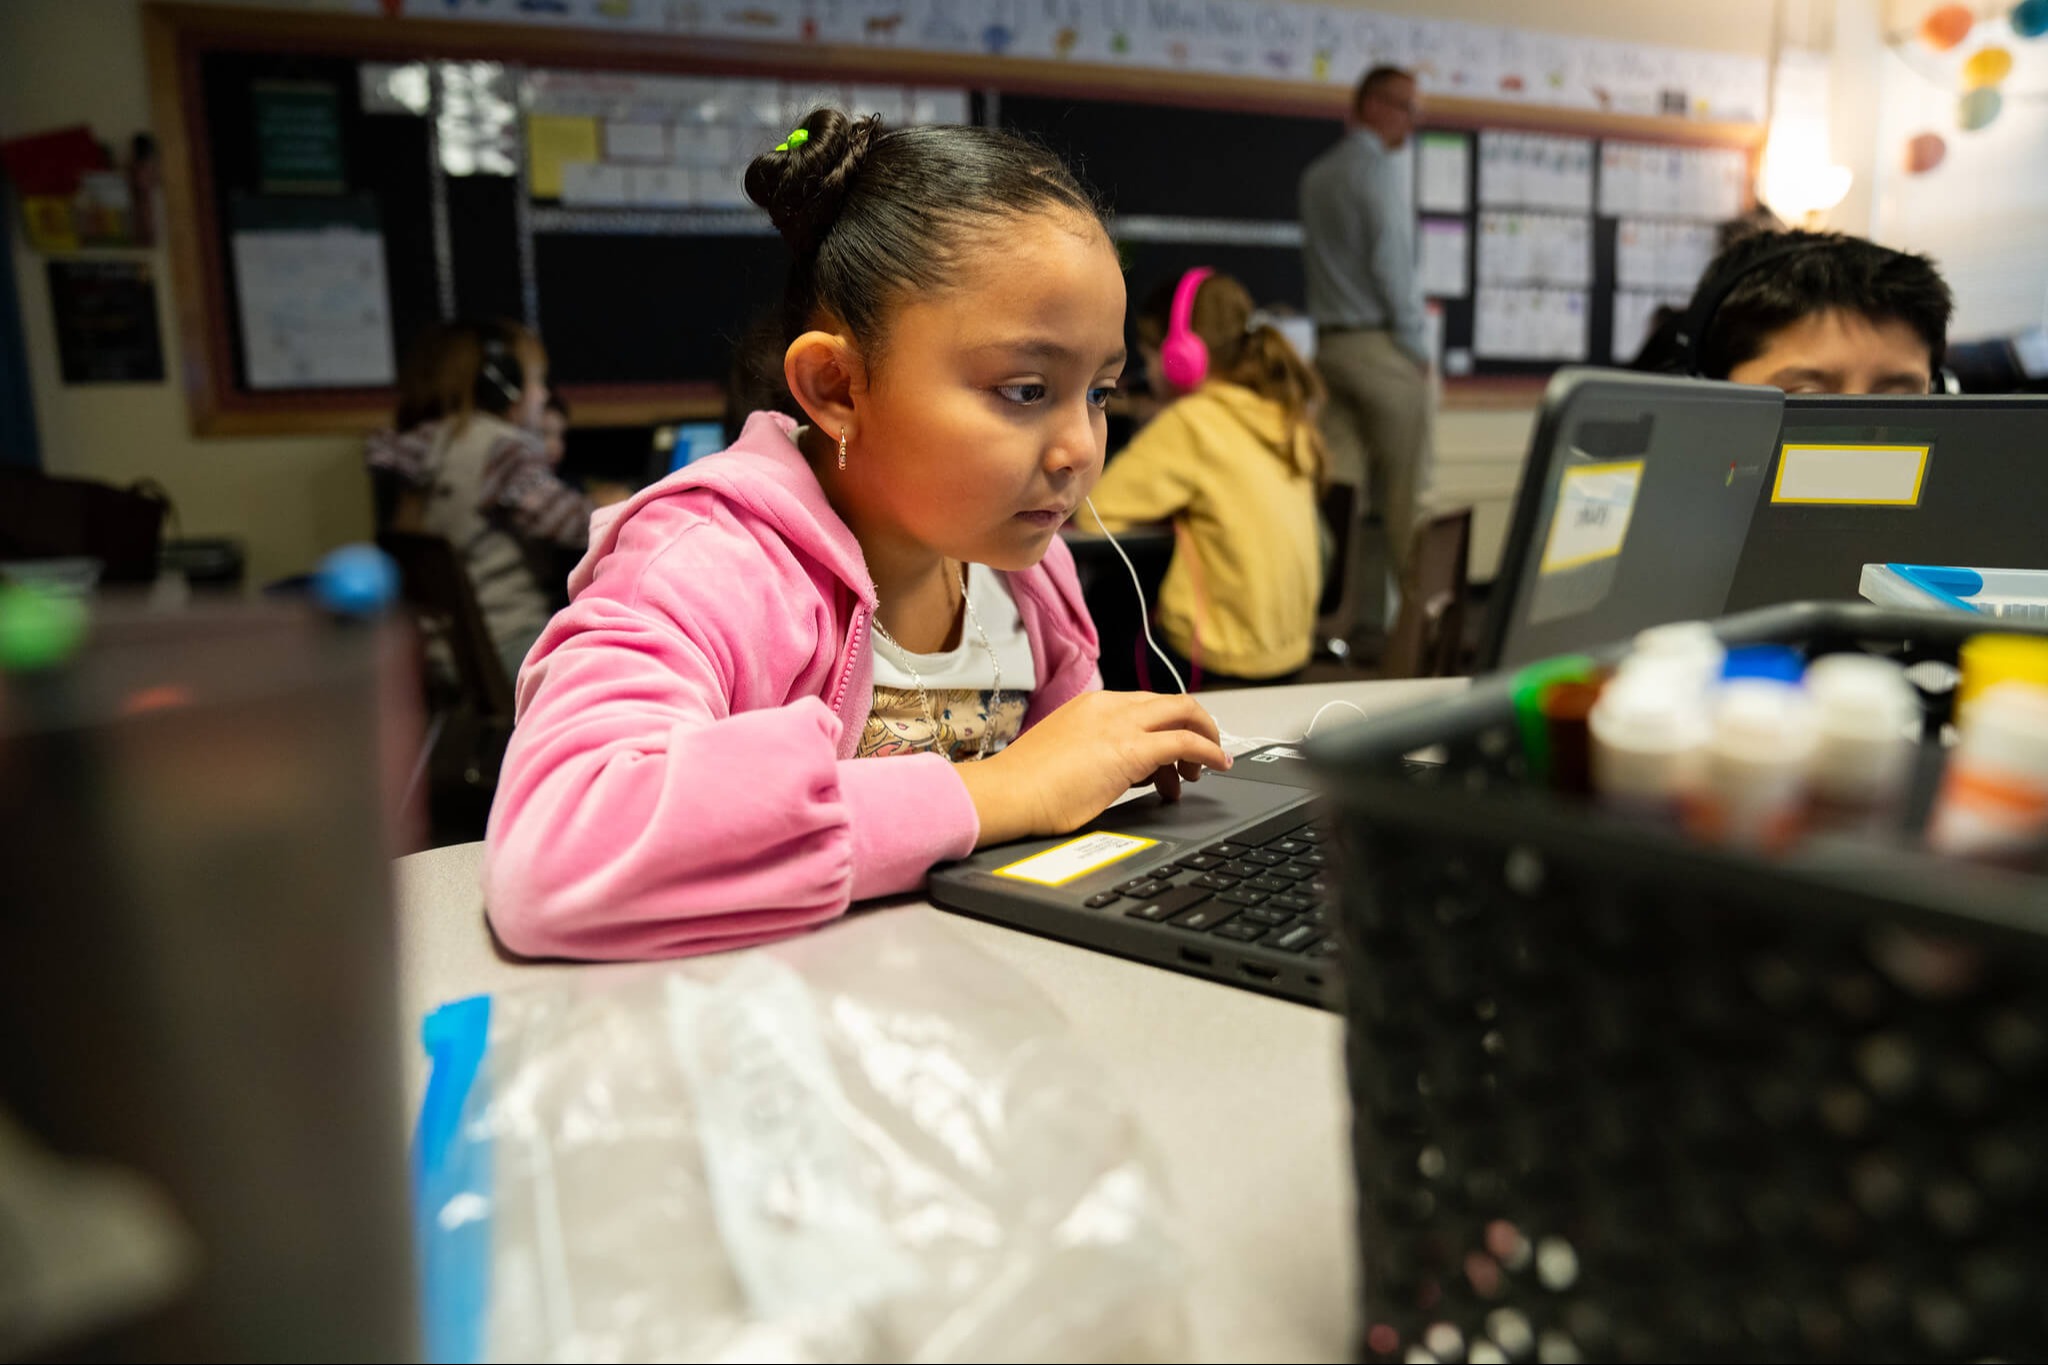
[1540,459,1643,573]
[1771,443,1928,506]
[994,832,1158,887]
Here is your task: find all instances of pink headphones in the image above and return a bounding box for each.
[1159,266,1214,394]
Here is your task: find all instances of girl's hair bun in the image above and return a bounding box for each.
[743,106,882,256]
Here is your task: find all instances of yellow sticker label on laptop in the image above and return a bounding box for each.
[1540,459,1643,573]
[1770,443,1929,506]
[994,831,1159,887]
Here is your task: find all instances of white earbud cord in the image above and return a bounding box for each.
[1082,495,1188,697]
[1081,496,1368,749]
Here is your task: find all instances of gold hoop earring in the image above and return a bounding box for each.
[838,427,848,472]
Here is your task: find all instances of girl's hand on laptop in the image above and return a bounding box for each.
[957,692,1231,848]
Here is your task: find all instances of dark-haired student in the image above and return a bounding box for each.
[482,110,1231,962]
[1644,229,1954,395]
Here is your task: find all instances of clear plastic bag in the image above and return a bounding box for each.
[414,914,1188,1363]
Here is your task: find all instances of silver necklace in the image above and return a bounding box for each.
[870,563,1004,761]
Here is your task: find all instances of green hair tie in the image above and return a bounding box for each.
[774,127,810,153]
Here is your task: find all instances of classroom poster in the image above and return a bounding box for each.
[526,114,601,199]
[46,260,165,385]
[1417,218,1469,299]
[229,196,395,389]
[397,0,1768,122]
[253,81,345,194]
[1416,131,1470,214]
[524,70,967,209]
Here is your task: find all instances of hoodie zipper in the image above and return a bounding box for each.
[829,604,868,719]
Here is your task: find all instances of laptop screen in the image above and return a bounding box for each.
[1724,393,2048,612]
[1482,371,1785,671]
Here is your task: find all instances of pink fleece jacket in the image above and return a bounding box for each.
[482,411,1102,960]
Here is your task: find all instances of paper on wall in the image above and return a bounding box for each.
[232,226,395,389]
[560,160,631,206]
[1416,131,1469,214]
[527,114,601,199]
[603,119,668,162]
[1418,217,1469,298]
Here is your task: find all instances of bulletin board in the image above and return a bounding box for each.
[145,3,1762,437]
[1001,93,1758,388]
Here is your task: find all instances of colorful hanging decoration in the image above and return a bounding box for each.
[1919,3,1977,50]
[1959,84,2004,127]
[1963,45,2016,86]
[2012,0,2048,40]
[1904,130,1949,172]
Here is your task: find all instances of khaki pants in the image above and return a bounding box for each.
[1314,328,1434,638]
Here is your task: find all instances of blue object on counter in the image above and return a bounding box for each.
[1722,643,1805,685]
[414,994,493,1365]
[314,544,400,618]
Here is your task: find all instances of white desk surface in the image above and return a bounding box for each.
[394,677,1464,1365]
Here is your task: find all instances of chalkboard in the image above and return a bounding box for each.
[998,93,1338,220]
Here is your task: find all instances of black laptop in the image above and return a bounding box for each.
[1725,393,2048,611]
[928,371,1788,1006]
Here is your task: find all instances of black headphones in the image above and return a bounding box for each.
[1671,240,1818,379]
[474,327,526,412]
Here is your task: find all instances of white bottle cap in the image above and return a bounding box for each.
[1633,620,1722,660]
[1624,621,1725,695]
[1810,650,1916,749]
[1592,665,1712,754]
[1710,679,1820,768]
[1589,665,1712,804]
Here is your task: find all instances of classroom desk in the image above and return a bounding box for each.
[394,676,1465,1364]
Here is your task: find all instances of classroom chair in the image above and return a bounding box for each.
[1378,506,1472,680]
[377,531,515,841]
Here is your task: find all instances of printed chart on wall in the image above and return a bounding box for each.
[46,260,165,385]
[229,195,395,389]
[524,70,969,211]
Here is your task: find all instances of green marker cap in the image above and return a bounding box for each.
[1510,654,1598,779]
[0,583,88,674]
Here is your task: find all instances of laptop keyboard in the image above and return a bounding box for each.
[1081,816,1339,959]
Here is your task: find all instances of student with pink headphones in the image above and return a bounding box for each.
[1083,268,1328,689]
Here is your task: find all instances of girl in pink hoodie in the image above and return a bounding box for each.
[484,108,1233,960]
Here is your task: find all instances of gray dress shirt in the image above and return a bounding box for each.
[1299,130,1427,365]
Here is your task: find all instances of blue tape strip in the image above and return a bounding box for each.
[1888,563,1987,615]
[413,994,493,1365]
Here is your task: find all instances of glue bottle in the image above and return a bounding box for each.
[1686,677,1819,852]
[1804,654,1919,836]
[1588,660,1710,819]
[1928,680,2048,861]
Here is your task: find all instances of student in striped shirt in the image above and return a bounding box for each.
[367,319,620,680]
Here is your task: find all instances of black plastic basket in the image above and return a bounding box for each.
[1309,604,2048,1364]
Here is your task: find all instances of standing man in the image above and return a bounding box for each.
[1300,65,1433,649]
